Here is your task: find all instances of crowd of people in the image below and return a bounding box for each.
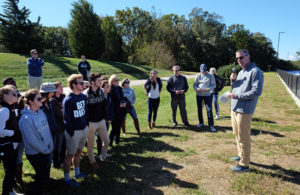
[0,49,263,194]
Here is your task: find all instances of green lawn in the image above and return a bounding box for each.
[0,72,299,194]
[0,52,194,91]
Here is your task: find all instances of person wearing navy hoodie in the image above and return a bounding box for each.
[63,74,89,187]
[27,49,44,89]
[19,89,53,195]
[0,85,22,195]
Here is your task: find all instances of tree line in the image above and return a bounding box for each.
[0,0,280,71]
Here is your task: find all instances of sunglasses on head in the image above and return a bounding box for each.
[236,54,248,61]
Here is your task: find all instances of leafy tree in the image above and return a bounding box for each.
[134,41,176,68]
[100,16,123,61]
[115,7,155,56]
[42,26,71,56]
[0,0,42,53]
[68,0,104,59]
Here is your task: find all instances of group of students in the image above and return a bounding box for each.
[0,71,148,194]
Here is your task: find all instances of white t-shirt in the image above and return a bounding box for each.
[148,83,160,99]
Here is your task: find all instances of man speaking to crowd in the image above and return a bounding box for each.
[227,49,264,172]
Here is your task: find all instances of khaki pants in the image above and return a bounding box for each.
[28,76,43,89]
[87,119,110,163]
[231,111,252,167]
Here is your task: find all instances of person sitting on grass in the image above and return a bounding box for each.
[63,74,89,187]
[19,89,53,195]
[121,78,141,136]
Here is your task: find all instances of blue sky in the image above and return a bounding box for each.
[0,0,299,60]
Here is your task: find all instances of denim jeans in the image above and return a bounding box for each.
[196,95,214,126]
[211,92,219,116]
[124,106,138,120]
[147,97,160,122]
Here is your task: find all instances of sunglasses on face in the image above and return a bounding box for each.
[36,97,42,102]
[77,81,84,85]
[236,55,248,61]
[174,70,180,72]
[33,53,38,55]
[114,79,119,82]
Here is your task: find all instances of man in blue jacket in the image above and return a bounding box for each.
[228,49,264,172]
[27,49,44,89]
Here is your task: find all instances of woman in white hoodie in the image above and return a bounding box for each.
[19,89,53,195]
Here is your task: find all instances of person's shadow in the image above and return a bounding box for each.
[250,162,300,185]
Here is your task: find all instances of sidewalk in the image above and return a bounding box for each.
[63,74,197,94]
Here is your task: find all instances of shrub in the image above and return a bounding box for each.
[217,63,241,85]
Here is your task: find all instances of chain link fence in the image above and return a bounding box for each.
[277,69,300,99]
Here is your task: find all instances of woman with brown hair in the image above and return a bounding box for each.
[0,85,22,195]
[144,70,162,129]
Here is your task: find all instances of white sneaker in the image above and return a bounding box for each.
[197,124,204,128]
[215,115,219,120]
[99,154,105,162]
[210,126,216,132]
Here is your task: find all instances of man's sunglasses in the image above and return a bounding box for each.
[77,81,84,85]
[236,55,248,61]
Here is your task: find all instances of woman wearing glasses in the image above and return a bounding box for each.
[121,78,141,136]
[144,70,162,130]
[108,75,127,147]
[0,85,22,195]
[19,89,53,195]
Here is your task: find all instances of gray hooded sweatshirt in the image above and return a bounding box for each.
[19,107,53,155]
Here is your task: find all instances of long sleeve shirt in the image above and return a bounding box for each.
[166,75,189,100]
[122,87,136,105]
[231,63,264,114]
[63,93,88,136]
[27,57,44,77]
[193,72,216,96]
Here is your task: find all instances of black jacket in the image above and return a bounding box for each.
[110,86,126,120]
[212,74,225,94]
[40,101,58,136]
[85,87,106,122]
[166,75,189,100]
[0,101,22,145]
[144,77,162,93]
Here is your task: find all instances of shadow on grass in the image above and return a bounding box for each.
[19,132,198,194]
[250,162,300,185]
[43,55,75,75]
[252,117,276,124]
[155,125,284,137]
[103,60,152,79]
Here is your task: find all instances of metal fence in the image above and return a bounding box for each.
[277,69,300,99]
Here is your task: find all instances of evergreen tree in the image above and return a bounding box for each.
[0,0,42,54]
[68,0,104,59]
[100,16,123,61]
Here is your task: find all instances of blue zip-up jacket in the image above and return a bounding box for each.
[63,93,88,136]
[27,57,44,77]
[231,63,264,114]
[19,108,53,155]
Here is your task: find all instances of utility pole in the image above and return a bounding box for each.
[276,32,285,70]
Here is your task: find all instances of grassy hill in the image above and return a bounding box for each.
[0,52,194,90]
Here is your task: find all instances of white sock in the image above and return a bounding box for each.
[75,167,80,176]
[64,173,70,181]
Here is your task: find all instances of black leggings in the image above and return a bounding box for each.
[0,143,17,195]
[147,97,160,122]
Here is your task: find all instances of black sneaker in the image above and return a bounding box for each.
[184,122,190,126]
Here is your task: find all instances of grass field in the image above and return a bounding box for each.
[0,52,194,91]
[0,72,300,194]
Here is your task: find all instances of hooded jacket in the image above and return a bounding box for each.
[19,107,53,155]
[193,65,216,96]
